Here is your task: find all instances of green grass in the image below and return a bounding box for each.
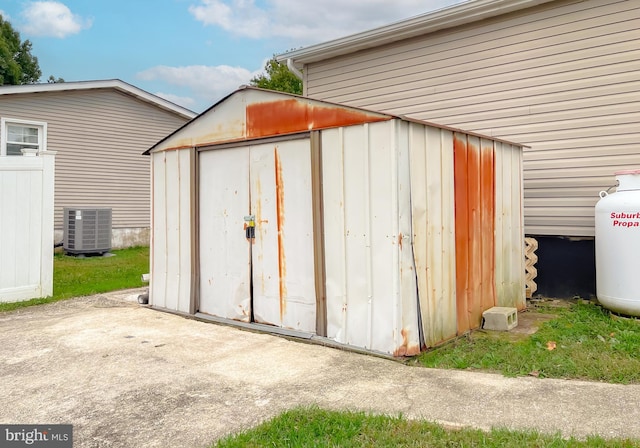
[214,407,637,448]
[0,246,149,312]
[416,302,640,384]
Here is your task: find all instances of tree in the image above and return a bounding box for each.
[48,75,65,83]
[0,15,42,85]
[250,56,302,95]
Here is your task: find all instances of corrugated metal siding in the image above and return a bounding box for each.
[148,87,525,355]
[0,89,189,231]
[409,126,525,344]
[408,123,457,346]
[197,138,317,332]
[250,140,317,331]
[321,121,421,355]
[495,141,526,308]
[453,134,497,333]
[304,0,640,237]
[198,147,252,321]
[150,149,193,313]
[152,88,390,153]
[320,120,524,351]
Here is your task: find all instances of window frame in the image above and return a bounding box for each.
[1,117,48,156]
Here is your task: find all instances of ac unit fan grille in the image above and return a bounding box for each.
[63,208,112,254]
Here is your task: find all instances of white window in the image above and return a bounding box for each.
[1,118,47,156]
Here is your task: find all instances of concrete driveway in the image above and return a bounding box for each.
[3,290,640,447]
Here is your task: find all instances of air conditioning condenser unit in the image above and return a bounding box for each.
[63,207,112,255]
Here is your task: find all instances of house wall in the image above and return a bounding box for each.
[0,88,190,248]
[303,0,640,238]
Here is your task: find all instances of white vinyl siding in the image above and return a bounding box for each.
[0,89,189,231]
[304,0,640,237]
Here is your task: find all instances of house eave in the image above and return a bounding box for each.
[276,0,555,67]
[0,79,197,119]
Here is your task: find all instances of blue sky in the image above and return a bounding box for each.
[1,0,462,112]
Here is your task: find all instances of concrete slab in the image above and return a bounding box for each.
[2,291,640,447]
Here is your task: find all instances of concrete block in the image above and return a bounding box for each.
[482,307,518,331]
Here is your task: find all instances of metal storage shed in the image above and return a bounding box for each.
[145,86,525,356]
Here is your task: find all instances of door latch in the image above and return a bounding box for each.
[244,215,255,239]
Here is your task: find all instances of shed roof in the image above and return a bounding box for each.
[276,0,555,68]
[145,86,523,155]
[0,79,196,120]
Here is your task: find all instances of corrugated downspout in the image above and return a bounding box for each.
[286,58,303,80]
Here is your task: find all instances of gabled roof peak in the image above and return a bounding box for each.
[0,79,196,119]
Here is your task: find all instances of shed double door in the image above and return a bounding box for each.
[198,138,317,332]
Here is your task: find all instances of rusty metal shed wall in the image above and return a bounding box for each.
[150,92,248,152]
[150,148,194,314]
[197,137,318,332]
[321,119,525,352]
[147,87,525,356]
[146,87,392,154]
[408,123,458,347]
[453,133,497,334]
[494,141,526,309]
[321,121,421,356]
[407,123,526,346]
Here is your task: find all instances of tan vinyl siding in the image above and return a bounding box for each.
[0,89,189,231]
[304,0,640,237]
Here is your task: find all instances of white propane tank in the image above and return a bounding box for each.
[595,169,640,316]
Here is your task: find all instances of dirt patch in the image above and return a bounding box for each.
[510,310,558,336]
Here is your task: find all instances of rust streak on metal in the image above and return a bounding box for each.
[480,142,497,313]
[398,233,403,249]
[246,99,390,138]
[453,135,470,335]
[466,139,482,329]
[255,177,262,248]
[274,147,287,321]
[393,328,421,357]
[454,135,498,335]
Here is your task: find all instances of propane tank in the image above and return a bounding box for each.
[595,170,640,316]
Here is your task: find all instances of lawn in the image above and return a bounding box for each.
[213,407,637,448]
[416,301,640,384]
[0,246,149,312]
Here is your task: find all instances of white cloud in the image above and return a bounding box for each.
[141,0,464,112]
[20,1,92,38]
[189,0,269,39]
[137,64,262,111]
[188,0,463,44]
[154,93,198,110]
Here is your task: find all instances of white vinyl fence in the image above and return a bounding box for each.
[0,150,56,302]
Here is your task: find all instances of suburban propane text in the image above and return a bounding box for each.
[611,212,640,228]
